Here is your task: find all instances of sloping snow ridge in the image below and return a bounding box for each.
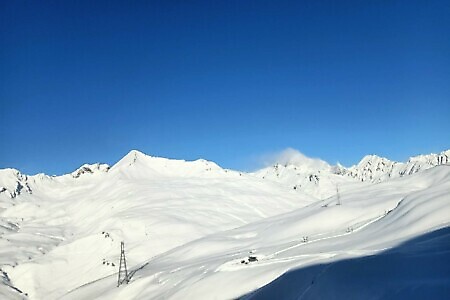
[0,149,449,299]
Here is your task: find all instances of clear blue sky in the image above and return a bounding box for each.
[1,0,449,174]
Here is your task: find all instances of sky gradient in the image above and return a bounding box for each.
[1,0,449,174]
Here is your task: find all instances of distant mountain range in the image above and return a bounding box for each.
[1,149,449,201]
[253,149,450,199]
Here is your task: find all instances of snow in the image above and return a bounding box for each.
[346,149,450,182]
[253,149,450,199]
[71,163,110,178]
[0,149,449,299]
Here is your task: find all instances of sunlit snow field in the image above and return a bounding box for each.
[0,150,449,299]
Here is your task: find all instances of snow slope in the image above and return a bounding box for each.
[63,165,450,300]
[0,151,314,299]
[0,149,449,299]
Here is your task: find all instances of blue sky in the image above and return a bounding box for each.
[1,0,449,174]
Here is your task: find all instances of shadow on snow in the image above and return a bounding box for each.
[239,226,450,300]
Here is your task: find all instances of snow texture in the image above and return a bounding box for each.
[0,149,449,299]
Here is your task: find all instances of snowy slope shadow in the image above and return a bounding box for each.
[240,226,450,300]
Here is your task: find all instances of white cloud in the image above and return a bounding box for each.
[259,148,330,170]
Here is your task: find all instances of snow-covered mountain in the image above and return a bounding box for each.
[71,163,110,178]
[0,150,315,299]
[253,149,450,199]
[0,169,33,200]
[0,149,449,299]
[344,149,450,182]
[64,163,450,300]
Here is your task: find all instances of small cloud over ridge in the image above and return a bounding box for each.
[259,148,330,170]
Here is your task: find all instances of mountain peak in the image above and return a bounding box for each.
[112,150,149,169]
[71,163,110,178]
[346,150,450,182]
[356,154,392,168]
[109,150,225,178]
[125,149,147,162]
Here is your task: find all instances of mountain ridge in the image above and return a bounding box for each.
[1,149,449,201]
[253,149,450,199]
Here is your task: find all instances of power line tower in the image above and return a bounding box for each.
[336,184,341,206]
[117,241,129,287]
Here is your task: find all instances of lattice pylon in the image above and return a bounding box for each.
[336,184,341,205]
[117,241,129,287]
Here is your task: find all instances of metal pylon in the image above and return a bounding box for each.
[336,184,341,205]
[117,241,129,287]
